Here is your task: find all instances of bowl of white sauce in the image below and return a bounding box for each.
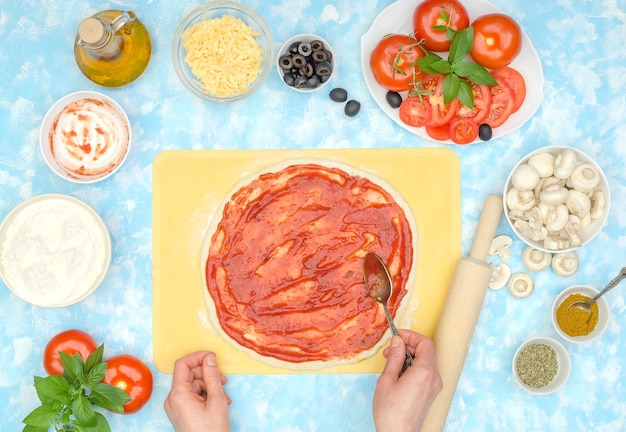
[0,194,111,307]
[40,91,131,183]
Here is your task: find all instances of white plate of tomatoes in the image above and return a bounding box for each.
[361,0,543,144]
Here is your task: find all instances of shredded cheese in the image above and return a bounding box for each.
[182,14,265,97]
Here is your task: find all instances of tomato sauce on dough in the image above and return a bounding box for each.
[204,163,414,364]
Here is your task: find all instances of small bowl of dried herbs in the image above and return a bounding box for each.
[512,337,570,395]
[552,285,610,344]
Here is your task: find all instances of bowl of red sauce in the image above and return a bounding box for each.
[40,91,131,183]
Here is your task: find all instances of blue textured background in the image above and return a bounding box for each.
[1,1,625,431]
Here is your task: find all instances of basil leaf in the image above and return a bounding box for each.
[449,27,473,64]
[416,54,443,75]
[456,79,475,109]
[454,62,497,85]
[22,425,49,432]
[34,375,71,405]
[429,59,452,74]
[60,351,84,381]
[73,394,97,427]
[443,74,461,105]
[84,344,104,374]
[94,412,112,432]
[91,382,131,412]
[22,405,57,427]
[87,362,108,386]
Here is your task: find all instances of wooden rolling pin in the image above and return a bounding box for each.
[421,193,503,432]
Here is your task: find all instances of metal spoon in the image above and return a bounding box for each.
[567,267,626,313]
[362,252,413,373]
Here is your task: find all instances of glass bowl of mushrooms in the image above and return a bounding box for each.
[503,146,610,253]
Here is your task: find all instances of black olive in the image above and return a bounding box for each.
[288,41,300,54]
[385,91,402,109]
[278,55,293,69]
[329,88,348,103]
[294,75,308,88]
[297,42,312,56]
[310,40,324,51]
[344,100,361,117]
[315,61,332,76]
[300,63,314,78]
[283,74,295,87]
[291,54,306,68]
[320,75,330,83]
[323,49,333,61]
[306,76,321,88]
[478,123,493,141]
[311,50,328,63]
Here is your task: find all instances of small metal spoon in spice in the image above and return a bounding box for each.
[568,267,626,313]
[362,252,413,373]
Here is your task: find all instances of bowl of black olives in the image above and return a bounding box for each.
[277,34,334,92]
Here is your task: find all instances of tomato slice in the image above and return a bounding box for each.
[426,124,451,141]
[43,330,98,376]
[491,67,526,113]
[399,97,432,127]
[484,85,515,128]
[454,82,492,124]
[422,74,460,127]
[104,354,154,414]
[449,118,478,144]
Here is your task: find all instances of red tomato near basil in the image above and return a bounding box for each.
[485,85,515,128]
[491,66,526,113]
[413,0,470,52]
[103,354,153,414]
[399,97,432,127]
[369,34,425,92]
[43,329,98,376]
[449,118,479,144]
[470,14,522,70]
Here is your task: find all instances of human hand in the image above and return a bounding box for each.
[373,330,442,432]
[164,351,232,432]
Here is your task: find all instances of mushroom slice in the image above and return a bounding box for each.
[521,246,552,272]
[552,251,579,276]
[539,184,569,206]
[514,220,547,242]
[569,163,601,193]
[565,190,591,219]
[506,188,536,212]
[543,234,570,251]
[590,191,605,220]
[544,204,569,232]
[525,207,544,230]
[489,263,511,290]
[488,235,513,261]
[508,272,534,298]
[563,216,582,248]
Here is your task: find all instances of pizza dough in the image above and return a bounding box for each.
[201,159,417,370]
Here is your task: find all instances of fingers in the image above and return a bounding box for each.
[202,352,229,402]
[171,351,212,390]
[379,335,406,381]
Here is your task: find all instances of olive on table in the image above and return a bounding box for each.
[344,100,361,117]
[329,88,348,103]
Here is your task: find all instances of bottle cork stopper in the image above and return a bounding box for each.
[78,18,105,44]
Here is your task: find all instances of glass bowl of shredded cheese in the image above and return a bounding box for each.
[172,1,273,103]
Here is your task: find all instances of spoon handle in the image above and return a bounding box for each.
[590,267,626,305]
[383,304,413,373]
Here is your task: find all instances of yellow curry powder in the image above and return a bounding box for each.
[556,293,599,337]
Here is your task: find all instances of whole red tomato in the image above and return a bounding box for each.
[103,354,153,414]
[43,329,98,375]
[470,14,522,69]
[370,33,425,92]
[413,0,469,52]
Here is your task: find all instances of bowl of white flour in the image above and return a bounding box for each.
[0,194,111,307]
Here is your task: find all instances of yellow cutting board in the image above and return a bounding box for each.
[152,148,460,374]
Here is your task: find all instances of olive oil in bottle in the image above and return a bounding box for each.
[74,10,152,87]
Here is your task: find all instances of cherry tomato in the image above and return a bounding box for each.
[103,354,153,414]
[43,330,98,376]
[491,66,526,113]
[422,74,460,127]
[454,82,492,124]
[470,14,522,70]
[426,124,451,141]
[370,34,425,92]
[449,118,479,144]
[413,0,470,52]
[484,85,515,128]
[399,97,432,127]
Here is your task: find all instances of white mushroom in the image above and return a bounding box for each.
[563,217,582,247]
[565,189,591,219]
[511,164,540,191]
[553,148,578,179]
[551,251,579,276]
[543,234,570,250]
[590,191,606,220]
[508,272,535,298]
[489,263,511,290]
[506,188,536,212]
[568,163,601,193]
[514,220,547,242]
[488,235,513,261]
[524,207,544,230]
[521,246,552,272]
[527,152,555,178]
[544,204,569,232]
[539,184,569,206]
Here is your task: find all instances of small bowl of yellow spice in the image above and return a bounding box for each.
[552,285,610,343]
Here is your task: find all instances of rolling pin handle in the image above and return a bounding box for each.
[469,194,503,261]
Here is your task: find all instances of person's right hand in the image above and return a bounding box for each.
[372,329,443,432]
[164,351,231,432]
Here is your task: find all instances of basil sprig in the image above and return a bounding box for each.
[22,344,130,432]
[416,26,497,109]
